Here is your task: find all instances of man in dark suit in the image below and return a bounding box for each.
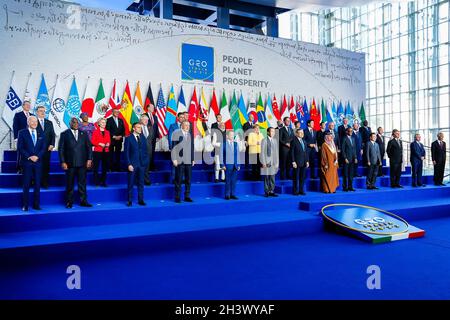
[366,133,382,190]
[376,127,386,176]
[410,133,426,187]
[171,121,195,203]
[106,108,125,172]
[242,113,255,133]
[431,132,446,186]
[316,122,327,149]
[386,129,403,188]
[13,99,34,173]
[242,113,255,172]
[303,119,317,179]
[35,105,56,188]
[341,127,357,192]
[278,117,294,180]
[144,103,159,171]
[140,114,154,186]
[17,116,46,211]
[338,118,350,144]
[211,114,222,130]
[360,120,372,166]
[221,130,240,200]
[58,117,93,208]
[291,129,309,195]
[352,122,363,177]
[168,112,184,150]
[125,122,149,206]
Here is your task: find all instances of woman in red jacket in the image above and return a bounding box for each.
[91,118,111,187]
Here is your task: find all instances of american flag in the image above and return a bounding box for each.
[156,86,168,138]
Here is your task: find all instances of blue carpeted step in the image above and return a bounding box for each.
[0,194,302,233]
[0,210,321,251]
[298,185,450,211]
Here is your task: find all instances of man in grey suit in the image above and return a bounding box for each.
[140,114,155,185]
[366,133,382,189]
[260,127,279,197]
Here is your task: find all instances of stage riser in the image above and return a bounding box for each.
[0,166,405,187]
[0,175,434,208]
[0,198,303,233]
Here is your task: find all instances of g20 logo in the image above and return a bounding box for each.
[181,43,214,83]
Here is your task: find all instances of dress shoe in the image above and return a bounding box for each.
[412,184,417,187]
[299,192,306,195]
[175,198,181,203]
[264,193,269,198]
[349,188,356,192]
[32,206,42,210]
[292,192,299,196]
[101,183,108,187]
[230,195,238,200]
[269,192,278,197]
[225,196,230,200]
[80,201,93,207]
[144,182,151,186]
[343,189,349,192]
[22,206,28,212]
[420,184,426,187]
[184,197,193,202]
[373,186,379,190]
[215,179,219,183]
[138,201,146,206]
[126,201,132,207]
[66,203,73,209]
[367,186,373,190]
[397,185,404,188]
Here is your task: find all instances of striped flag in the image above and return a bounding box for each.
[220,90,232,130]
[197,87,208,137]
[289,95,298,123]
[91,79,107,123]
[155,86,168,138]
[207,89,219,129]
[280,94,289,120]
[133,81,144,119]
[272,94,281,121]
[265,94,277,128]
[144,82,155,113]
[3,72,22,130]
[164,85,177,129]
[177,86,187,113]
[237,91,248,126]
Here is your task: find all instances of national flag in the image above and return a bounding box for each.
[237,91,248,126]
[220,90,232,130]
[23,74,34,104]
[155,86,168,138]
[296,97,307,129]
[207,89,219,129]
[188,87,199,136]
[164,85,177,129]
[280,94,289,120]
[359,102,366,122]
[331,100,337,124]
[105,79,121,118]
[256,92,268,136]
[247,92,257,122]
[309,98,321,131]
[91,79,108,123]
[133,81,145,120]
[229,90,241,131]
[265,94,277,128]
[325,101,334,127]
[49,76,67,136]
[144,82,155,113]
[320,98,327,123]
[345,100,354,126]
[120,81,136,133]
[303,97,310,123]
[63,77,81,127]
[197,88,209,137]
[81,78,96,118]
[289,95,298,123]
[35,74,51,118]
[336,100,345,126]
[272,94,281,121]
[3,72,22,130]
[177,86,187,114]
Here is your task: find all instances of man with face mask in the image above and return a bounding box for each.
[58,117,93,208]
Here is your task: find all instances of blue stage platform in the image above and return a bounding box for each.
[1,150,449,299]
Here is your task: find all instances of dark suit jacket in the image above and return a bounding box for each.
[290,137,308,167]
[144,112,158,141]
[13,111,34,140]
[171,129,194,164]
[341,135,357,162]
[360,126,372,144]
[37,118,56,147]
[303,127,317,147]
[242,122,253,134]
[376,134,385,158]
[352,130,363,159]
[338,124,350,142]
[316,130,326,148]
[386,139,403,164]
[58,129,93,168]
[124,134,149,168]
[431,140,446,164]
[17,129,46,165]
[221,140,239,170]
[279,126,294,150]
[410,141,425,164]
[106,116,125,140]
[366,141,381,165]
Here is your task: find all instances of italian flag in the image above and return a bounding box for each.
[220,90,232,129]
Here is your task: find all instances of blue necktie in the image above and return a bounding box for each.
[31,130,36,146]
[300,138,304,150]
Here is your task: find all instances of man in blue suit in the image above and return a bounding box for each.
[125,122,149,207]
[410,133,426,187]
[290,129,309,195]
[221,130,240,200]
[341,127,357,192]
[352,122,363,177]
[17,116,46,211]
[13,99,34,173]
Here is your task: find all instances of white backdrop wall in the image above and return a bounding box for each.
[0,0,365,160]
